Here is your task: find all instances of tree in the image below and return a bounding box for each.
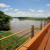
[0,11,12,31]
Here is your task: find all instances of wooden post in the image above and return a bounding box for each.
[40,21,42,30]
[44,21,46,27]
[31,25,34,38]
[0,40,1,50]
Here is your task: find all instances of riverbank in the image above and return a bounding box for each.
[13,17,46,21]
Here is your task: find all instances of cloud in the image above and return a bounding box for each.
[3,8,12,12]
[4,8,45,17]
[5,9,47,17]
[37,10,44,13]
[6,12,16,16]
[14,9,19,11]
[6,11,46,17]
[0,3,10,7]
[46,4,50,7]
[3,9,9,11]
[29,9,35,13]
[17,11,23,13]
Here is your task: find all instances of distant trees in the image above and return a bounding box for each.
[0,11,12,31]
[17,17,46,20]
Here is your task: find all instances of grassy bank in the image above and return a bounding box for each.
[34,27,40,30]
[0,31,29,50]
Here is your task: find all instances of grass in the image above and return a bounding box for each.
[34,27,40,30]
[0,31,29,50]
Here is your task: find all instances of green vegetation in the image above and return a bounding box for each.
[0,31,29,50]
[34,27,40,30]
[0,11,12,31]
[13,17,46,20]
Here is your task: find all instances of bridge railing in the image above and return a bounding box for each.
[18,23,50,50]
[0,22,46,50]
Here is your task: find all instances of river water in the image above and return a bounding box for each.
[10,18,44,34]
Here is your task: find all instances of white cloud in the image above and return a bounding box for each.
[6,11,46,17]
[5,9,47,17]
[6,12,16,16]
[46,4,50,7]
[37,10,44,13]
[3,8,12,12]
[3,9,9,11]
[0,3,10,7]
[29,9,35,13]
[14,9,19,11]
[35,13,45,17]
[4,8,46,17]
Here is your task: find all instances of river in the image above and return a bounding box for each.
[10,18,44,34]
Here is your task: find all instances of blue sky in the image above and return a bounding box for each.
[0,0,50,17]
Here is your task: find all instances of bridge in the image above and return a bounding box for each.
[18,23,50,50]
[0,21,50,50]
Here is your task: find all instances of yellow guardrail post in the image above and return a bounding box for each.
[31,25,34,38]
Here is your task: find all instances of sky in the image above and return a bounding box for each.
[0,0,50,17]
